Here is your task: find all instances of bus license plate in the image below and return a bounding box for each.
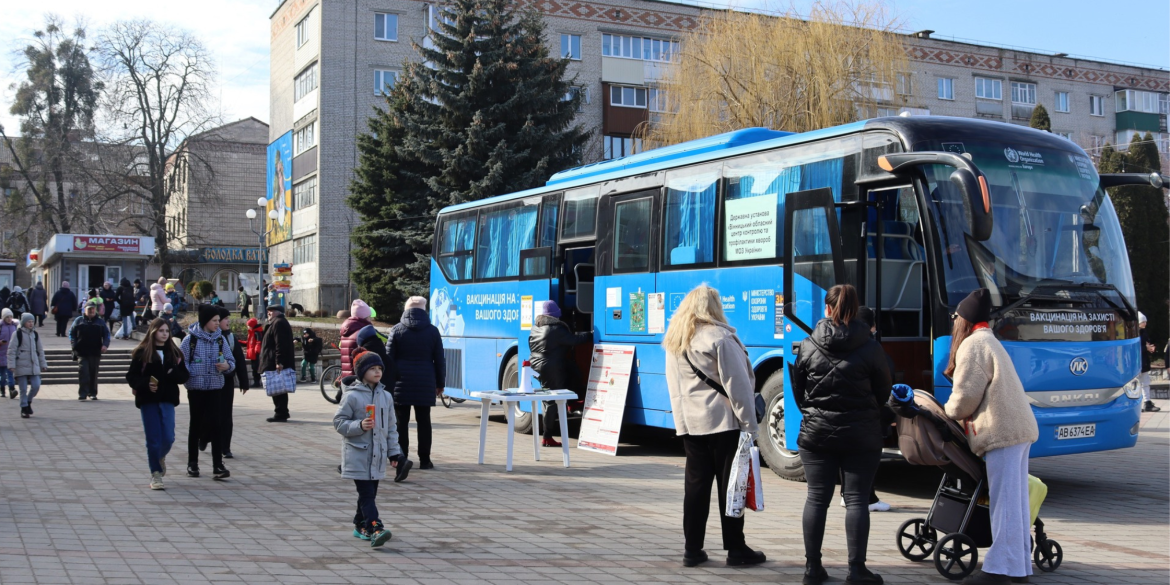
[1055,424,1096,440]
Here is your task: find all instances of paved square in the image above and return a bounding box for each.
[0,372,1166,584]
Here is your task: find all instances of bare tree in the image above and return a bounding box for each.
[94,20,220,276]
[637,1,906,147]
[0,15,102,236]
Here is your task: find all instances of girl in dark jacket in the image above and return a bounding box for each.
[791,284,892,585]
[298,328,323,382]
[126,318,190,490]
[386,296,445,469]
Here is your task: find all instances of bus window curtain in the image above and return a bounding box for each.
[440,217,476,280]
[795,158,844,256]
[666,182,716,266]
[477,206,538,279]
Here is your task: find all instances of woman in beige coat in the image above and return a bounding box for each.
[663,285,763,569]
[943,289,1038,585]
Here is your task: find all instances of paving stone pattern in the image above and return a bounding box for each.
[0,379,1166,584]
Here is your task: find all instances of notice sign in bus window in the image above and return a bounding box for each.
[724,193,777,261]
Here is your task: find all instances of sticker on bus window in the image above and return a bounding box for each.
[520,295,533,330]
[629,292,646,333]
[648,292,665,334]
[724,193,778,261]
[606,287,622,308]
[774,293,785,339]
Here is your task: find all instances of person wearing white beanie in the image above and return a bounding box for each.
[0,308,17,398]
[9,313,47,417]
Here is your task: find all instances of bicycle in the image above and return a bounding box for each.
[319,342,344,404]
[440,392,466,408]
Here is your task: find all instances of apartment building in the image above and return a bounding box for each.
[164,117,271,302]
[269,0,1169,312]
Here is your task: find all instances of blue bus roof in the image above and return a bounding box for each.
[439,120,869,214]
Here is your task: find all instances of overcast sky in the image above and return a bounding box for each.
[1,0,1166,136]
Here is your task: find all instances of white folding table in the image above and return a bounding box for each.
[469,389,575,471]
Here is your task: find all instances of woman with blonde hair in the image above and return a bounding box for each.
[663,284,764,568]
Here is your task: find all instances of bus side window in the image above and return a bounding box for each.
[614,198,653,272]
[438,215,476,282]
[663,164,719,269]
[476,201,538,280]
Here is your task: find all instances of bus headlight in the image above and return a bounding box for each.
[1122,376,1142,399]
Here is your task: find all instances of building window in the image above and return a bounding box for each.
[876,107,898,117]
[604,135,642,160]
[610,85,647,108]
[296,12,311,48]
[1089,95,1105,116]
[293,176,317,210]
[601,34,678,62]
[560,34,581,60]
[292,234,317,265]
[374,69,397,96]
[648,88,673,113]
[294,122,316,156]
[563,87,589,112]
[1055,131,1072,140]
[1116,89,1161,113]
[937,78,954,100]
[896,73,912,96]
[374,13,398,41]
[294,63,317,102]
[975,77,1002,100]
[1010,82,1036,105]
[1054,91,1069,113]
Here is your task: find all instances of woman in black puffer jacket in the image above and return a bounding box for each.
[791,284,892,585]
[387,296,445,470]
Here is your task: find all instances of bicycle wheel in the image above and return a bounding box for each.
[441,393,453,408]
[320,365,343,404]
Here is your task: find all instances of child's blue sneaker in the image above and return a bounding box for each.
[352,527,371,541]
[369,521,392,548]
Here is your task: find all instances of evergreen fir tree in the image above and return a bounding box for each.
[348,0,589,317]
[1028,103,1051,132]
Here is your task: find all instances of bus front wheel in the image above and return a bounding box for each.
[758,370,805,482]
[501,356,534,434]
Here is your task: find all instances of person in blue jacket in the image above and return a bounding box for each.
[386,296,445,470]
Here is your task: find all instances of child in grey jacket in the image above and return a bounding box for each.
[333,351,412,547]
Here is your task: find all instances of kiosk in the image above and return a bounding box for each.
[29,234,155,293]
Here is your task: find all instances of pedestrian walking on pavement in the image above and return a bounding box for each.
[334,351,410,547]
[126,318,189,490]
[340,299,373,378]
[71,299,111,401]
[0,287,8,308]
[528,300,590,447]
[791,284,892,585]
[100,281,118,329]
[1138,312,1160,413]
[9,313,47,418]
[237,286,251,320]
[116,278,136,340]
[662,285,766,569]
[299,328,322,383]
[943,289,1039,585]
[211,307,248,458]
[0,309,17,398]
[245,318,263,387]
[179,305,234,480]
[260,304,295,422]
[148,282,166,322]
[50,282,77,338]
[133,280,149,326]
[7,286,30,316]
[387,296,445,470]
[160,304,182,340]
[28,282,47,327]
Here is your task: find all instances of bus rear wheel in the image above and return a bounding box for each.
[501,356,534,434]
[757,370,805,482]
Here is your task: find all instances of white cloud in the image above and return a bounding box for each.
[0,0,273,137]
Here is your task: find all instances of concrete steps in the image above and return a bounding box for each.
[41,348,134,386]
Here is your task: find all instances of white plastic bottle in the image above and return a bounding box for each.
[519,360,534,394]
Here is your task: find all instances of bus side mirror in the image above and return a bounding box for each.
[1099,172,1168,190]
[878,151,993,241]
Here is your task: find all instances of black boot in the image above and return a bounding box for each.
[803,560,829,585]
[726,546,766,566]
[845,566,883,585]
[1145,400,1161,412]
[20,405,30,419]
[682,550,708,567]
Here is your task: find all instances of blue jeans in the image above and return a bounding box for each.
[17,375,40,408]
[0,366,13,388]
[120,315,135,338]
[140,402,176,474]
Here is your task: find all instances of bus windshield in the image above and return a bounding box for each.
[919,139,1135,309]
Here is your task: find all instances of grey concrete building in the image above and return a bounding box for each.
[269,0,1169,312]
[164,117,271,306]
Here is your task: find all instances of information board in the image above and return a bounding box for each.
[577,344,636,456]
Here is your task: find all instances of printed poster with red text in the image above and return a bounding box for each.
[577,344,636,456]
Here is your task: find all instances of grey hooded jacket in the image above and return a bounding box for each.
[7,327,47,377]
[333,378,402,481]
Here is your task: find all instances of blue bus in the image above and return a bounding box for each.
[428,116,1153,481]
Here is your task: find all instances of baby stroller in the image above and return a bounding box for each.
[890,389,1063,581]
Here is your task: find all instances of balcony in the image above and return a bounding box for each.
[975,100,1002,117]
[1011,103,1035,120]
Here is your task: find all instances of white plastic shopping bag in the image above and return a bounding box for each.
[725,431,754,518]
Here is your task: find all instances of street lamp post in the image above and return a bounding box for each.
[247,197,279,322]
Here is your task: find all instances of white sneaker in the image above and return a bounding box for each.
[149,472,165,490]
[869,501,891,512]
[839,496,846,508]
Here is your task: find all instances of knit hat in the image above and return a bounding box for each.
[404,296,427,311]
[62,281,70,288]
[356,324,383,347]
[163,303,173,313]
[215,306,231,320]
[1138,312,1147,324]
[247,318,259,328]
[165,283,175,291]
[354,350,385,381]
[856,306,875,330]
[198,304,220,329]
[1,308,11,320]
[350,299,372,320]
[12,286,21,294]
[20,313,34,327]
[956,289,991,323]
[539,300,561,318]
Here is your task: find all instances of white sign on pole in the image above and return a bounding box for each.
[577,344,636,456]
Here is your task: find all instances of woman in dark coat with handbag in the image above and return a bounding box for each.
[50,282,78,337]
[386,296,444,470]
[791,284,892,585]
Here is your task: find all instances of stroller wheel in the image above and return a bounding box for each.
[441,393,453,408]
[896,518,937,562]
[933,533,978,581]
[1033,539,1062,572]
